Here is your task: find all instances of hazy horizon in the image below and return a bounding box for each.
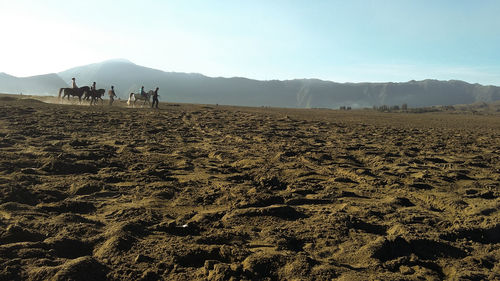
[1,0,500,85]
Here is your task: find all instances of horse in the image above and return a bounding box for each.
[127,90,153,107]
[85,89,106,105]
[58,86,90,103]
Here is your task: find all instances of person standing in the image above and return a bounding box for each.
[108,85,117,106]
[71,77,78,89]
[140,86,146,98]
[151,87,159,108]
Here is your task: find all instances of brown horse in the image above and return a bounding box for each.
[58,86,90,103]
[87,89,106,105]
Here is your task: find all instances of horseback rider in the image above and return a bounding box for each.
[140,86,146,98]
[71,78,78,89]
[82,81,97,102]
[108,85,117,106]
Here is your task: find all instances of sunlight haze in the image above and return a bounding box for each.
[1,0,499,85]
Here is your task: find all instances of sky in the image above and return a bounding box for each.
[1,0,500,85]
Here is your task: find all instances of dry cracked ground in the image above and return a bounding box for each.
[0,95,499,280]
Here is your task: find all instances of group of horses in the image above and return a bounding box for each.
[58,86,105,105]
[58,86,158,107]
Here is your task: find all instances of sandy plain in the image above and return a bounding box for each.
[0,95,499,280]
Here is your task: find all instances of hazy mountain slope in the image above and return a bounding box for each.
[57,59,286,106]
[3,59,499,107]
[297,79,500,108]
[57,59,500,108]
[0,73,68,95]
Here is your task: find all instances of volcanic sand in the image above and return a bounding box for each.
[0,96,499,280]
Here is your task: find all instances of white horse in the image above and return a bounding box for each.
[127,90,153,107]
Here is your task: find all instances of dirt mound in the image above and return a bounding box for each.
[0,96,18,101]
[51,256,108,281]
[19,98,46,104]
[41,157,98,174]
[69,180,107,195]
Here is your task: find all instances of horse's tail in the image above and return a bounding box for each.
[58,88,64,99]
[127,93,134,106]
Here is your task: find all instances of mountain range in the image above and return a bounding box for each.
[2,59,500,108]
[0,72,68,96]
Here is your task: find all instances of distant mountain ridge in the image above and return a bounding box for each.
[0,72,68,96]
[2,59,500,108]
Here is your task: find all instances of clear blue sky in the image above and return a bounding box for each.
[1,0,499,85]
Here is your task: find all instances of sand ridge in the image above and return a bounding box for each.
[0,96,499,280]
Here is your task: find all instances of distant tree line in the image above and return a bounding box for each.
[372,103,461,113]
[336,103,471,113]
[372,104,407,112]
